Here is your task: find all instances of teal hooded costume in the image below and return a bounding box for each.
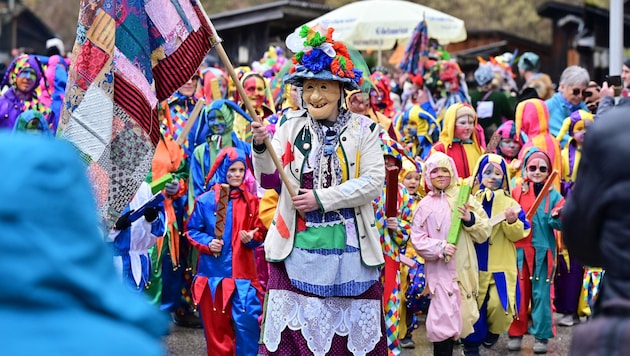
[0,133,169,355]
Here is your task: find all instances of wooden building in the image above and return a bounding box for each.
[0,0,56,63]
[209,0,330,66]
[538,1,630,83]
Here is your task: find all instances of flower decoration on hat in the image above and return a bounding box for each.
[284,25,363,90]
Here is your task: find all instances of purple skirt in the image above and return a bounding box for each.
[554,256,584,314]
[257,262,388,355]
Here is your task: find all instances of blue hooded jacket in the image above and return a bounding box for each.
[0,133,169,355]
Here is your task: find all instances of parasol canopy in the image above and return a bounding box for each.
[301,0,466,51]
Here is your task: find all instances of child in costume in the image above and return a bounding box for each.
[188,99,253,213]
[396,103,440,161]
[556,109,594,197]
[554,109,594,327]
[186,147,267,356]
[374,134,414,355]
[461,154,530,356]
[431,103,484,179]
[107,182,165,292]
[398,157,426,349]
[508,148,564,354]
[493,120,525,180]
[410,151,491,355]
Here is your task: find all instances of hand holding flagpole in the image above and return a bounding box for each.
[213,44,298,198]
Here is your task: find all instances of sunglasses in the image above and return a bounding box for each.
[527,165,548,173]
[571,88,591,97]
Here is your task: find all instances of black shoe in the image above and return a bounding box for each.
[173,313,202,328]
[463,343,480,356]
[482,332,500,348]
[400,337,415,349]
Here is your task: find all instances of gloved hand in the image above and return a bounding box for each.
[144,206,159,222]
[164,179,180,196]
[114,210,133,230]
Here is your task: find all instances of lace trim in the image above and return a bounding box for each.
[263,289,381,356]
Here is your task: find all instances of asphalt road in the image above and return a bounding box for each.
[164,314,575,355]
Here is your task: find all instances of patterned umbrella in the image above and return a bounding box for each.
[398,18,429,76]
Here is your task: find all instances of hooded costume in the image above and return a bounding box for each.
[563,108,630,315]
[431,103,484,178]
[188,99,253,213]
[370,71,396,119]
[509,148,564,341]
[554,109,594,320]
[0,133,168,355]
[410,152,490,347]
[556,109,594,197]
[233,71,276,143]
[494,120,526,179]
[514,98,562,191]
[0,55,54,131]
[397,155,425,341]
[254,25,387,355]
[396,102,439,160]
[461,154,530,352]
[12,110,52,135]
[186,147,267,356]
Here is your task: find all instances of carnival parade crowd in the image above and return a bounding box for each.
[1,23,625,356]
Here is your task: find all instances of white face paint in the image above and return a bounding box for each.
[302,79,341,121]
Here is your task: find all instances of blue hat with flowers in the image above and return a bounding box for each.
[284,25,363,91]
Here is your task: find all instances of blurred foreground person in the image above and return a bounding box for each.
[0,133,169,355]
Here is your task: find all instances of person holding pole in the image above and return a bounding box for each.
[185,147,267,356]
[251,25,387,355]
[507,147,564,354]
[410,151,490,356]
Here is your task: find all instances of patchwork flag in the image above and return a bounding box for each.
[58,0,220,230]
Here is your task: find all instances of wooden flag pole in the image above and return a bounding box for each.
[214,43,298,198]
[175,98,206,146]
